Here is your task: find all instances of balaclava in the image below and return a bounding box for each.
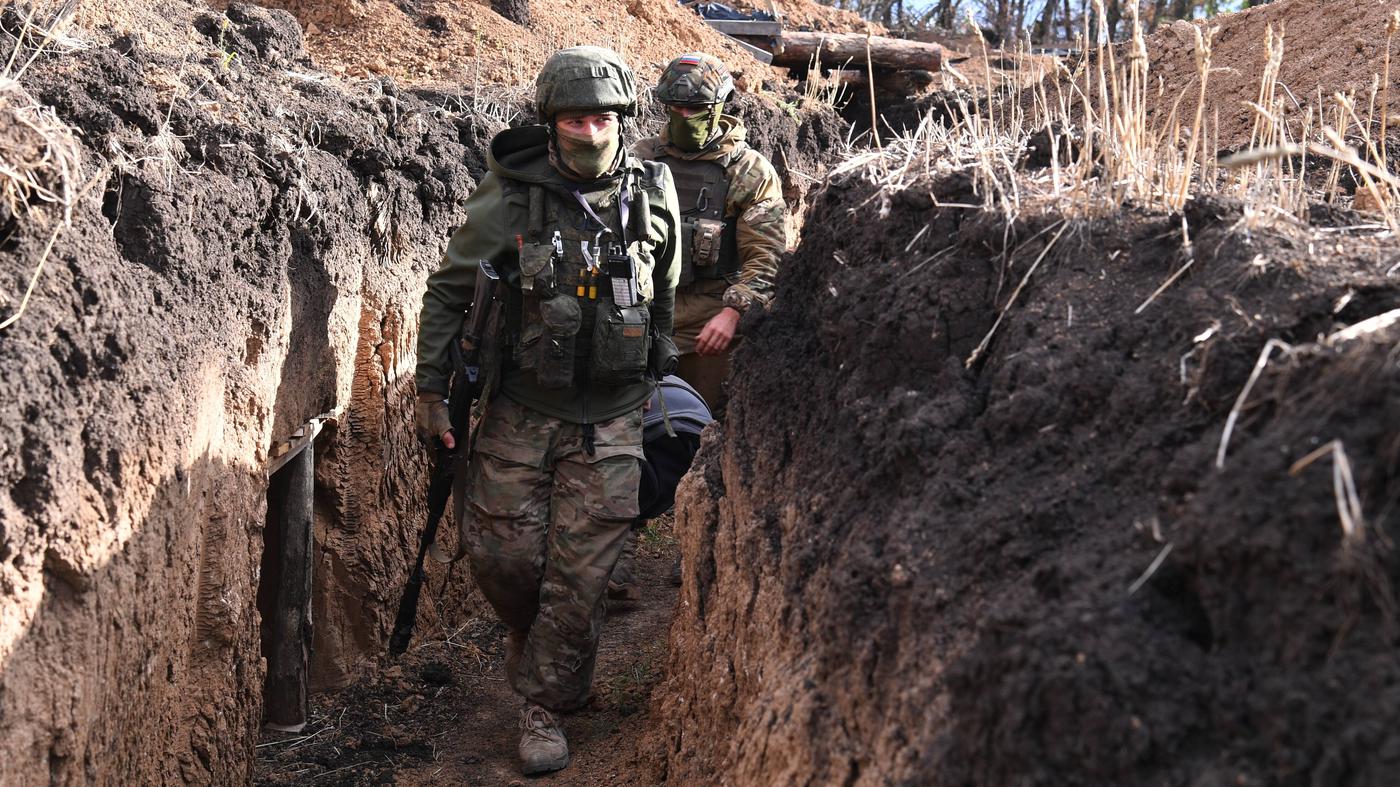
[552,114,622,181]
[667,103,724,152]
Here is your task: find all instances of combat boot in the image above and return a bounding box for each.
[519,703,569,775]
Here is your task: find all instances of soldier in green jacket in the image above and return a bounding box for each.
[413,46,681,776]
[633,51,788,414]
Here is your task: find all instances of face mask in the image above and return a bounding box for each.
[555,122,621,180]
[667,104,722,151]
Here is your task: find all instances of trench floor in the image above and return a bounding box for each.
[256,520,678,786]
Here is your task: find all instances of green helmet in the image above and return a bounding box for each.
[655,52,735,106]
[535,46,638,120]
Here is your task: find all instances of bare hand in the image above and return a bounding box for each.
[441,430,456,450]
[695,307,741,356]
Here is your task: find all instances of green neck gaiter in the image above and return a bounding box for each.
[667,104,723,152]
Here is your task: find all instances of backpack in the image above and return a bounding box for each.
[638,375,713,520]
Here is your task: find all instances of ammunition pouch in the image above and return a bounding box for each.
[519,242,556,295]
[590,303,651,387]
[515,293,581,389]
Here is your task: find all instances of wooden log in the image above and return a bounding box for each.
[773,32,942,72]
[264,441,314,732]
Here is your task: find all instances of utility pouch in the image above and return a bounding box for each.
[647,331,679,379]
[692,218,725,269]
[535,294,580,388]
[590,304,651,387]
[519,242,556,295]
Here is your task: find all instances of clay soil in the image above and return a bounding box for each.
[1086,0,1400,149]
[244,0,790,87]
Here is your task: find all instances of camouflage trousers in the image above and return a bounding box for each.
[457,395,643,711]
[673,278,736,414]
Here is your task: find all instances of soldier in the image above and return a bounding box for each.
[633,51,788,414]
[607,53,788,602]
[413,46,681,776]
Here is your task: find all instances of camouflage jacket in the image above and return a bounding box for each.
[634,115,787,312]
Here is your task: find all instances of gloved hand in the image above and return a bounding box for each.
[414,392,456,449]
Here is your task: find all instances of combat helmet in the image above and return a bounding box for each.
[535,46,638,120]
[655,52,735,106]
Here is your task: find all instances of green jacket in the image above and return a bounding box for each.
[416,125,682,424]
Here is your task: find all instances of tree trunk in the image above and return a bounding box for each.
[1149,0,1169,30]
[1036,0,1057,44]
[491,0,530,27]
[773,32,943,71]
[1105,0,1121,40]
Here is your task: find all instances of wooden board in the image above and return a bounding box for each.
[702,19,782,36]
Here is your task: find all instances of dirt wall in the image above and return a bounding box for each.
[0,2,846,780]
[658,169,1400,784]
[0,4,495,782]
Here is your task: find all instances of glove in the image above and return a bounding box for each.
[414,392,453,446]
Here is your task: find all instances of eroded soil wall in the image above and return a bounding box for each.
[0,3,845,780]
[659,173,1400,785]
[0,6,494,782]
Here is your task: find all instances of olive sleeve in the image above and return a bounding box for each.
[648,165,682,338]
[415,173,511,395]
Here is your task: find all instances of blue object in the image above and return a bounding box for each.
[639,375,714,519]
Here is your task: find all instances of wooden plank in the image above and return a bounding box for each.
[264,441,314,731]
[266,411,337,475]
[702,19,782,36]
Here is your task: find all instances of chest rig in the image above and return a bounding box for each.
[658,155,740,287]
[501,169,662,390]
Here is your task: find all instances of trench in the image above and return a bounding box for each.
[5,1,1400,785]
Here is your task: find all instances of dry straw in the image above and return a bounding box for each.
[1,3,85,331]
[831,4,1400,232]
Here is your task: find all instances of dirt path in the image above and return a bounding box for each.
[256,524,677,786]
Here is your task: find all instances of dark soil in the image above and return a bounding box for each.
[656,164,1400,785]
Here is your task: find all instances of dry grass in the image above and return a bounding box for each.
[831,4,1400,236]
[0,3,85,330]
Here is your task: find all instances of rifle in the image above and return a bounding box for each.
[389,260,500,657]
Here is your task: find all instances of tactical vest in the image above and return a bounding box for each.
[657,155,740,287]
[499,163,668,390]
